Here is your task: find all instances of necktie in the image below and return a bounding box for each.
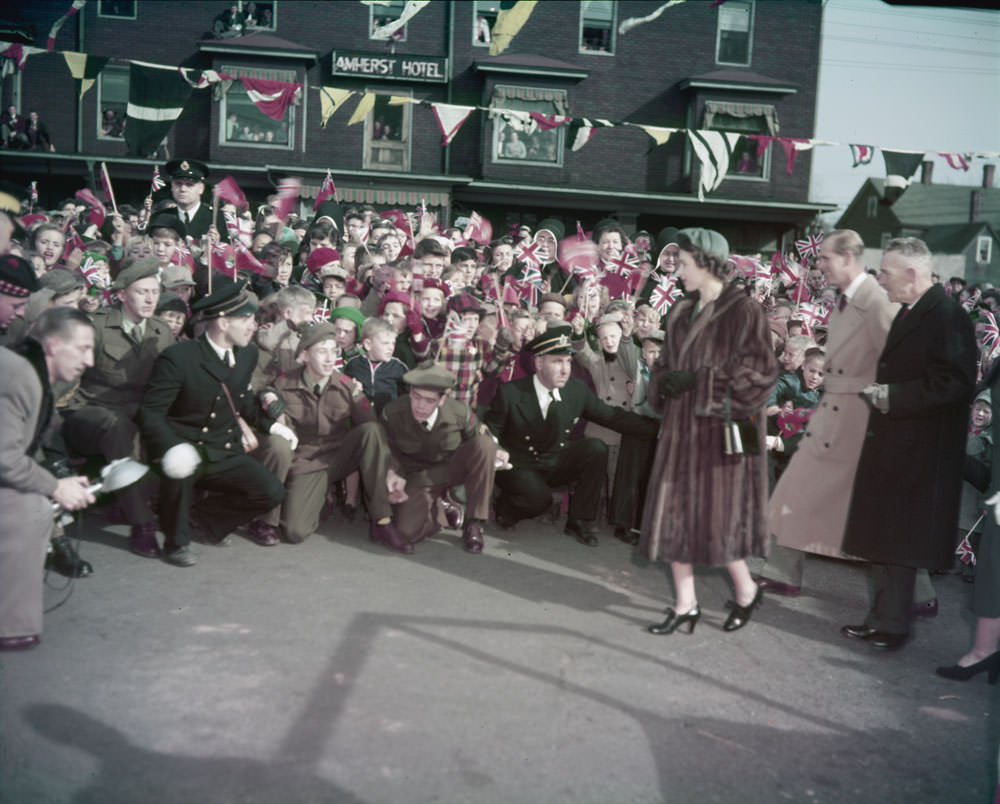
[422,421,432,431]
[313,384,322,397]
[224,350,234,367]
[546,390,557,419]
[837,294,848,312]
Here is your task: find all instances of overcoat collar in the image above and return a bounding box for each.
[882,283,945,356]
[196,333,239,382]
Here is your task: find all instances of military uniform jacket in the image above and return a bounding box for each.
[484,375,658,470]
[139,335,265,461]
[177,202,228,242]
[381,396,481,487]
[66,306,174,416]
[276,367,376,475]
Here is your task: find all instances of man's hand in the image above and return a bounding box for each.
[386,468,408,503]
[570,312,586,336]
[269,421,298,451]
[495,449,512,470]
[52,476,96,511]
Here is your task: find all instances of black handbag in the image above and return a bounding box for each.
[722,386,760,456]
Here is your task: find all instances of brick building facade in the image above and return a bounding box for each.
[1,0,832,251]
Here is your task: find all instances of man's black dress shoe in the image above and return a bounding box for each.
[565,519,599,547]
[441,490,465,530]
[190,516,231,547]
[870,632,908,651]
[164,546,196,567]
[369,521,414,554]
[462,522,484,553]
[0,634,40,651]
[841,624,878,640]
[756,577,801,597]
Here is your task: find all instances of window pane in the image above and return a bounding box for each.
[365,94,409,171]
[224,85,292,147]
[581,0,614,53]
[98,68,128,139]
[711,111,766,179]
[492,93,565,167]
[474,1,499,45]
[717,0,752,65]
[371,0,407,41]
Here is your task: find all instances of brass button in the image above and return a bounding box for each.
[210,412,216,418]
[202,426,209,433]
[225,442,231,449]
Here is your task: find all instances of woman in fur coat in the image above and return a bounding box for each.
[640,228,779,635]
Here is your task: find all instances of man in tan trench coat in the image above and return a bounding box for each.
[761,231,898,590]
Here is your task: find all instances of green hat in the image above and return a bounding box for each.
[403,364,457,392]
[112,257,160,290]
[329,305,365,334]
[295,321,338,356]
[525,324,575,356]
[535,218,565,241]
[191,279,257,319]
[678,227,729,263]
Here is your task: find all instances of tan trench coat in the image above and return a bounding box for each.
[769,275,898,557]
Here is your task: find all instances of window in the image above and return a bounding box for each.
[473,1,499,47]
[978,236,993,264]
[363,91,412,172]
[97,65,128,140]
[716,0,753,66]
[866,196,878,218]
[98,0,137,19]
[369,0,408,42]
[580,1,615,54]
[244,1,277,31]
[490,86,567,168]
[220,66,296,150]
[703,101,777,181]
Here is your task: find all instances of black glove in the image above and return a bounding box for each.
[657,370,697,398]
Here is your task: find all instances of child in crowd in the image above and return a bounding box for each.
[147,212,184,271]
[959,389,993,582]
[436,293,487,408]
[766,345,825,487]
[776,334,816,375]
[320,265,348,306]
[392,262,413,293]
[155,292,189,341]
[345,316,408,414]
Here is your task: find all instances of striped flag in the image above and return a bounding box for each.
[939,152,971,172]
[125,61,194,157]
[47,0,86,51]
[687,130,741,201]
[849,144,875,167]
[568,118,614,152]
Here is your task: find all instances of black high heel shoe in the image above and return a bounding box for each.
[935,651,1000,684]
[647,605,701,635]
[723,586,763,632]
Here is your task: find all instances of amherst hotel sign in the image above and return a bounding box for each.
[331,51,448,83]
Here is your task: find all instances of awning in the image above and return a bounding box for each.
[703,101,779,135]
[299,184,449,208]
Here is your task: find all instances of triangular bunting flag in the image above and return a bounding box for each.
[568,118,614,152]
[47,0,86,51]
[238,76,302,121]
[124,61,194,158]
[431,103,474,146]
[490,1,540,56]
[882,149,925,190]
[687,130,740,201]
[63,51,109,99]
[529,113,571,131]
[370,0,431,40]
[636,125,676,147]
[347,93,377,126]
[320,87,353,127]
[939,152,971,171]
[388,96,419,105]
[849,144,875,167]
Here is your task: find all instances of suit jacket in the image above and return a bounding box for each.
[139,334,266,461]
[0,343,58,497]
[770,274,898,556]
[484,375,658,470]
[381,396,481,487]
[177,203,229,242]
[842,283,977,569]
[66,306,173,416]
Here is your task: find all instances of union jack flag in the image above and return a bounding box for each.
[956,532,977,566]
[463,211,493,246]
[773,251,806,289]
[513,279,542,308]
[314,299,331,323]
[518,262,542,285]
[649,276,682,314]
[980,310,999,354]
[795,233,824,260]
[77,254,108,288]
[515,240,543,272]
[729,253,768,280]
[443,310,470,341]
[796,301,831,329]
[150,166,165,195]
[962,288,982,313]
[606,251,638,279]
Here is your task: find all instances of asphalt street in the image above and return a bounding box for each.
[1,505,997,804]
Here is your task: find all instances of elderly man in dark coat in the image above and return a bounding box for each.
[841,237,977,651]
[1,303,96,650]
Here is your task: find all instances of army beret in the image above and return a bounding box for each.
[526,324,575,356]
[329,305,365,333]
[295,320,338,356]
[39,267,85,295]
[113,257,160,290]
[595,311,624,329]
[191,279,257,319]
[156,291,189,315]
[403,363,457,392]
[164,159,208,182]
[0,254,39,297]
[148,211,186,239]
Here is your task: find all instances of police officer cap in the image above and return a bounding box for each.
[0,254,39,297]
[112,257,160,290]
[191,279,258,319]
[295,321,338,356]
[403,364,457,392]
[526,324,575,356]
[148,211,186,239]
[164,159,209,183]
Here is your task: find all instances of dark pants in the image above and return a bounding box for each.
[62,406,154,527]
[159,453,284,549]
[495,438,607,524]
[864,563,917,635]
